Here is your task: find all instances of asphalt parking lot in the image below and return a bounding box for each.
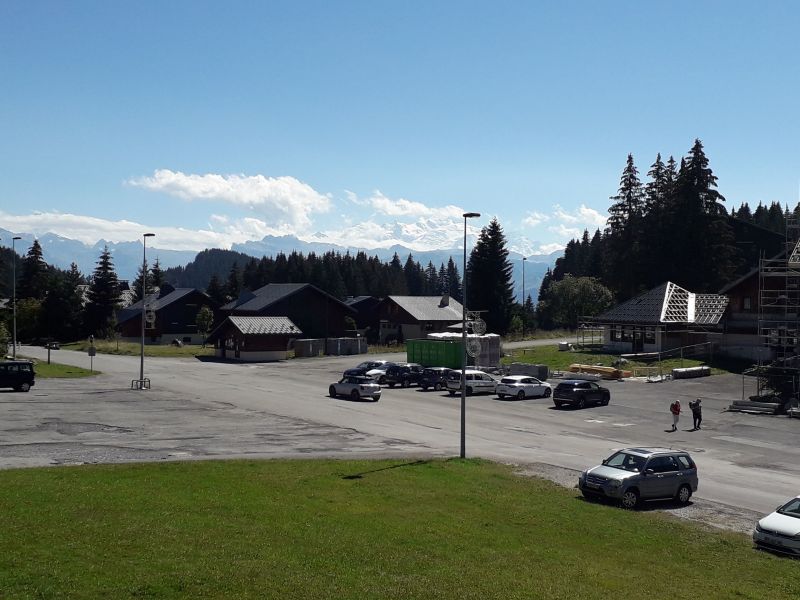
[3,345,799,521]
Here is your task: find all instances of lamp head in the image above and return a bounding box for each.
[463,212,480,219]
[143,233,155,238]
[13,236,21,240]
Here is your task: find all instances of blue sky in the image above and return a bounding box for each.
[1,1,798,254]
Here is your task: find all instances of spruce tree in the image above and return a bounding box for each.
[206,274,227,306]
[18,240,49,300]
[446,258,462,302]
[225,262,242,300]
[466,218,515,334]
[85,246,121,338]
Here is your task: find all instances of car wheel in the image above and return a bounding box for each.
[543,388,551,398]
[378,376,386,385]
[388,383,396,388]
[581,491,596,501]
[329,386,337,398]
[554,401,563,408]
[497,393,505,399]
[372,396,380,402]
[434,382,442,392]
[449,390,455,396]
[601,396,610,406]
[350,389,360,401]
[577,397,586,409]
[676,484,692,504]
[517,390,526,400]
[402,379,410,388]
[466,387,473,396]
[20,383,31,392]
[421,385,428,391]
[620,489,640,509]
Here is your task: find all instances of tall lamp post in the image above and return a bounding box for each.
[522,256,527,339]
[12,236,21,359]
[139,233,155,386]
[461,212,480,458]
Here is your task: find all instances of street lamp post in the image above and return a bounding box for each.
[139,233,155,386]
[12,236,21,359]
[461,212,480,459]
[522,256,527,339]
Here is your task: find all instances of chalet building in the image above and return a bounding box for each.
[374,295,464,344]
[116,284,216,345]
[206,316,302,361]
[221,283,355,339]
[584,282,729,356]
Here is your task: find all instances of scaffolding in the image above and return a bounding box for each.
[746,212,800,409]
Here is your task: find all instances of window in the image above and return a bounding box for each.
[610,326,621,341]
[644,327,655,344]
[647,456,678,473]
[677,455,693,469]
[743,297,752,311]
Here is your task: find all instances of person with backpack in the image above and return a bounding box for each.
[689,398,702,430]
[669,399,681,431]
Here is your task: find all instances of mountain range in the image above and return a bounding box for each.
[0,228,561,302]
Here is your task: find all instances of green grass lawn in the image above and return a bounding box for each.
[30,360,97,378]
[0,459,794,599]
[504,344,752,376]
[63,340,216,358]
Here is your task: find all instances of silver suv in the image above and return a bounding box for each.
[578,447,698,509]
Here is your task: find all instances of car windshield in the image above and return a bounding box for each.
[777,498,800,518]
[500,378,522,384]
[604,451,645,473]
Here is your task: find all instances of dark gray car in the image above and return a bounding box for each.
[578,447,698,509]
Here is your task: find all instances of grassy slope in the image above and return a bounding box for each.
[63,340,215,358]
[1,459,795,599]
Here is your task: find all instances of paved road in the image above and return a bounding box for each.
[3,345,798,516]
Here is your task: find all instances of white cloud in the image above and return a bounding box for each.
[537,243,566,254]
[0,210,291,252]
[549,224,581,238]
[127,169,331,230]
[553,203,606,228]
[522,211,550,227]
[358,190,464,220]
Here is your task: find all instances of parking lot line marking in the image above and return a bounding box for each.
[612,423,635,427]
[584,419,605,423]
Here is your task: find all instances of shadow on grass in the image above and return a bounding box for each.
[342,459,430,480]
[578,493,695,512]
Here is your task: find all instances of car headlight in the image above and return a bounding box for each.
[608,480,622,488]
[754,524,764,533]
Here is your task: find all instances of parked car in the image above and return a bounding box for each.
[0,360,36,392]
[365,363,396,385]
[384,363,424,388]
[496,375,552,400]
[577,447,698,509]
[419,367,452,391]
[446,369,497,396]
[753,495,800,557]
[553,379,610,408]
[343,360,391,378]
[329,375,382,402]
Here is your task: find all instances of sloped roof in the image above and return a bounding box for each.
[227,316,302,335]
[117,287,204,324]
[222,283,355,314]
[596,282,728,325]
[387,295,464,322]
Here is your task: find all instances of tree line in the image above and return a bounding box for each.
[536,139,790,329]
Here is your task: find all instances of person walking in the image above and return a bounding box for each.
[689,398,702,430]
[669,399,681,431]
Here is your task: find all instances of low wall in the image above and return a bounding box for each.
[214,349,287,362]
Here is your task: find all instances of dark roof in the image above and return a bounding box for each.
[387,295,463,322]
[222,283,355,313]
[117,287,206,325]
[207,316,302,341]
[595,282,728,325]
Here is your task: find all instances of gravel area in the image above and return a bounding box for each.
[512,462,761,535]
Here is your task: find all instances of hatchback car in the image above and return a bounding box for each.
[578,447,698,509]
[329,375,382,402]
[384,363,424,388]
[0,360,36,392]
[419,367,452,391]
[446,369,497,396]
[753,495,800,557]
[553,379,610,408]
[496,375,551,400]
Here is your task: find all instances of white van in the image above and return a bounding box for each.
[446,369,497,396]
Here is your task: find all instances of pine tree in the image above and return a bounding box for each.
[606,154,645,298]
[41,264,85,342]
[131,262,153,302]
[466,218,515,334]
[18,240,49,300]
[85,246,121,338]
[150,258,165,288]
[446,258,462,302]
[206,274,227,306]
[225,262,242,300]
[644,153,668,214]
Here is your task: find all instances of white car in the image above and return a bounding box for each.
[753,495,800,557]
[446,369,497,396]
[329,376,382,402]
[495,375,552,400]
[365,364,394,385]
